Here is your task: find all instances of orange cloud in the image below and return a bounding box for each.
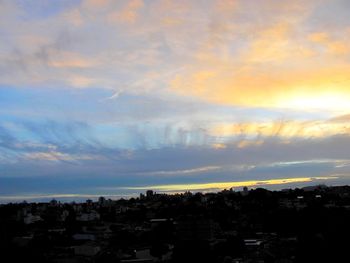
[308,31,350,55]
[107,0,144,24]
[83,0,111,9]
[327,41,350,55]
[49,52,97,68]
[308,32,329,43]
[168,5,350,112]
[171,60,350,111]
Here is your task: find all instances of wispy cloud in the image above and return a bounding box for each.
[139,166,221,176]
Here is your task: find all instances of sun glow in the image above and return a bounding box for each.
[279,92,350,112]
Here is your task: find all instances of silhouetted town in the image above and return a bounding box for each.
[1,185,350,263]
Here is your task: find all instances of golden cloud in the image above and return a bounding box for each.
[124,176,337,192]
[171,60,350,111]
[209,119,350,141]
[169,9,350,112]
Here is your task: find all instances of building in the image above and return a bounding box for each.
[23,213,42,224]
[146,190,154,198]
[74,243,101,256]
[176,218,214,241]
[76,210,100,222]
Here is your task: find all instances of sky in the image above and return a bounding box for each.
[1,0,350,202]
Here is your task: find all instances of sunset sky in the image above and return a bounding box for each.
[1,0,350,202]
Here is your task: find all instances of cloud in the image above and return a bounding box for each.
[2,124,350,199]
[308,31,350,55]
[2,0,350,200]
[48,51,97,68]
[330,114,350,122]
[122,177,337,192]
[107,0,144,24]
[0,119,104,165]
[209,119,350,140]
[139,166,221,176]
[23,151,102,162]
[2,0,349,108]
[171,61,350,110]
